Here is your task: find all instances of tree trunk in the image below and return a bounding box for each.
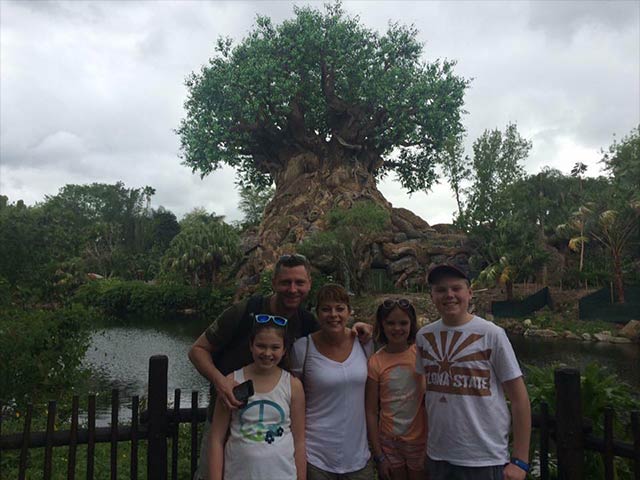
[612,253,625,303]
[235,150,471,295]
[505,280,514,301]
[237,151,389,284]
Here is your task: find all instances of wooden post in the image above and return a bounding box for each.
[148,355,168,480]
[555,368,584,480]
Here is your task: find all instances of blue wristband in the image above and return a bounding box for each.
[510,457,530,473]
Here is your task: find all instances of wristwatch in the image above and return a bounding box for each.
[510,457,530,473]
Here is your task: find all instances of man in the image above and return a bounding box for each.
[189,254,371,479]
[415,264,531,480]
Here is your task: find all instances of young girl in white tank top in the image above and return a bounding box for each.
[208,315,306,480]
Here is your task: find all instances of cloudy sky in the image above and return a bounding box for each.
[1,0,638,224]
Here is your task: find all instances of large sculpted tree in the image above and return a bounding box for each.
[179,3,468,285]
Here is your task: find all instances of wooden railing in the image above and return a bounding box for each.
[1,359,639,479]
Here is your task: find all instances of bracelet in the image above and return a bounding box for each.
[510,457,530,473]
[373,453,386,464]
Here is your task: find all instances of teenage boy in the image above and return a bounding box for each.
[415,264,531,480]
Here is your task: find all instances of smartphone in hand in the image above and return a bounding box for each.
[232,379,254,405]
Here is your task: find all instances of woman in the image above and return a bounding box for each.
[290,284,374,480]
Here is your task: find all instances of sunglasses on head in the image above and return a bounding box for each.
[254,314,288,327]
[381,298,412,310]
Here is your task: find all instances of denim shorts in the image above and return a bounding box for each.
[427,457,505,480]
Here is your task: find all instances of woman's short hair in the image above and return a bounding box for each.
[315,284,350,311]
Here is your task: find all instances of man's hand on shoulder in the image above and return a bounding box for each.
[351,322,373,343]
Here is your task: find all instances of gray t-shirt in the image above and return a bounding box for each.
[415,316,522,466]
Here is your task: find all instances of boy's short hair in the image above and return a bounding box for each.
[274,253,311,277]
[427,263,470,286]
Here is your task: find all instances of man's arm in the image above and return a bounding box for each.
[502,376,531,480]
[188,333,242,409]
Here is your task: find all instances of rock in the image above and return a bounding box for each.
[523,319,532,328]
[382,243,418,260]
[393,233,408,243]
[594,333,609,342]
[620,320,640,341]
[524,329,559,338]
[562,331,582,341]
[582,333,593,341]
[485,313,495,322]
[388,256,419,274]
[608,336,632,344]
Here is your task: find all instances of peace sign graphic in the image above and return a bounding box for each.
[239,400,286,444]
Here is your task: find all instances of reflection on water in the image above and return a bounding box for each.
[82,318,212,423]
[509,334,640,391]
[82,319,639,424]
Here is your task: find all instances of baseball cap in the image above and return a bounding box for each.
[427,263,469,285]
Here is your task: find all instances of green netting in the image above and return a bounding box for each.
[578,285,640,323]
[492,287,553,318]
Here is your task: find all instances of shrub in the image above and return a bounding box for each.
[0,304,95,408]
[525,363,639,479]
[73,279,232,320]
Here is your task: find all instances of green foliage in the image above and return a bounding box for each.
[601,125,639,204]
[326,200,390,231]
[161,212,241,286]
[0,276,11,306]
[0,423,197,479]
[178,2,468,192]
[300,201,390,293]
[0,304,94,408]
[238,184,275,228]
[526,363,639,479]
[73,279,233,320]
[460,123,531,228]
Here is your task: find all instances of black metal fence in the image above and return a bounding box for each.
[1,358,639,479]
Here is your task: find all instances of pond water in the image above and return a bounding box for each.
[82,318,640,423]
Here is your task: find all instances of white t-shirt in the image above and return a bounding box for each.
[415,316,522,466]
[224,368,296,480]
[290,335,373,473]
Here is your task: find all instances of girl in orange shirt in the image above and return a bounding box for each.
[365,299,427,480]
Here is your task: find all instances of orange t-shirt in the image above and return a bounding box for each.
[367,344,426,444]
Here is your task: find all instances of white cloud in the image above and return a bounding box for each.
[1,0,638,225]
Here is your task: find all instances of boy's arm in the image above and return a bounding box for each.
[290,376,307,480]
[209,393,231,480]
[502,376,531,480]
[365,377,391,480]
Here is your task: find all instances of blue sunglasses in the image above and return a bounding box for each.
[254,314,288,327]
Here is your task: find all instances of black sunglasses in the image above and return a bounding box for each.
[381,298,412,310]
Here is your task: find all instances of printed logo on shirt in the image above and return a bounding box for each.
[420,331,492,397]
[239,400,286,444]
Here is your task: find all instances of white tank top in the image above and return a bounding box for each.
[223,368,296,480]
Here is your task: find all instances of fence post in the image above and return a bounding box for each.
[148,355,168,480]
[555,368,584,480]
